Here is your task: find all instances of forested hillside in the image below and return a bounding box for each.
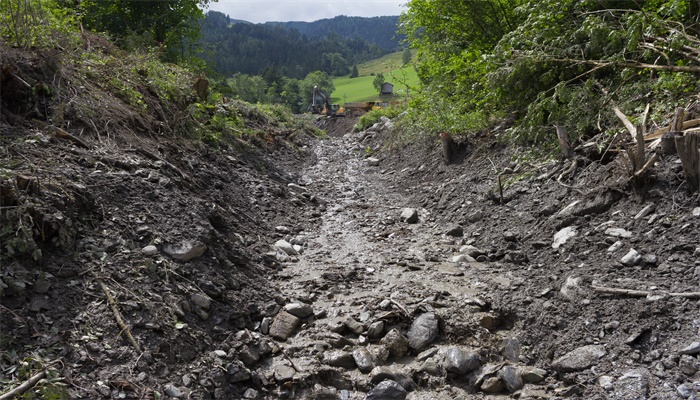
[270,15,403,51]
[199,11,391,78]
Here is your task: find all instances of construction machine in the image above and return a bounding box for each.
[310,86,344,117]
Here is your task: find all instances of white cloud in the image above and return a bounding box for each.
[205,0,406,23]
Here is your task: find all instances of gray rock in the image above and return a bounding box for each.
[468,210,485,223]
[32,275,51,294]
[501,338,520,362]
[275,239,298,256]
[599,375,614,390]
[269,311,301,341]
[353,348,375,373]
[400,208,419,224]
[365,380,407,400]
[324,350,356,369]
[141,245,159,256]
[367,157,381,167]
[287,183,307,193]
[620,248,642,267]
[451,254,475,263]
[679,355,700,375]
[444,348,481,374]
[607,241,623,253]
[635,204,655,220]
[459,245,484,257]
[344,317,365,335]
[498,365,523,393]
[162,241,207,262]
[381,329,409,359]
[445,225,463,237]
[407,313,439,352]
[274,365,296,382]
[605,228,633,238]
[552,226,577,249]
[164,384,183,398]
[242,388,259,399]
[521,367,547,383]
[677,382,700,399]
[480,377,504,393]
[560,276,584,301]
[190,293,211,310]
[552,345,607,372]
[371,345,390,364]
[284,302,313,318]
[367,321,385,339]
[680,342,700,355]
[611,369,649,399]
[419,360,441,375]
[370,366,396,384]
[503,231,518,242]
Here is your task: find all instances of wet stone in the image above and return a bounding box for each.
[521,367,547,383]
[407,312,439,352]
[352,347,375,373]
[371,345,390,364]
[481,377,504,393]
[344,317,365,335]
[381,329,409,359]
[501,338,520,362]
[552,345,607,372]
[162,241,207,262]
[323,350,356,369]
[164,384,184,398]
[275,239,298,256]
[365,379,407,400]
[274,365,296,382]
[190,293,211,310]
[366,320,385,338]
[269,311,301,341]
[419,360,441,375]
[370,366,396,384]
[680,342,700,355]
[444,348,481,375]
[445,225,463,237]
[284,302,313,318]
[498,365,523,393]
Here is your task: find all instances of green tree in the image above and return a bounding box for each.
[372,73,385,92]
[299,71,335,110]
[401,48,412,65]
[350,65,359,78]
[79,0,211,63]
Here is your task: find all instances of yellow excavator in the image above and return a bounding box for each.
[310,86,344,117]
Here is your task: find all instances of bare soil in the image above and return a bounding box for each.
[2,44,700,400]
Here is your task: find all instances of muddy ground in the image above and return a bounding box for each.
[2,49,700,400]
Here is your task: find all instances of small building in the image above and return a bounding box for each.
[380,82,393,95]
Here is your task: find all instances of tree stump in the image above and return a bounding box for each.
[675,131,700,192]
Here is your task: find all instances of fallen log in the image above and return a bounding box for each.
[593,285,700,299]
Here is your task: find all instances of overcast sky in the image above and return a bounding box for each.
[205,0,406,24]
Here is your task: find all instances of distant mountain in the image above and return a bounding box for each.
[199,11,397,79]
[268,15,403,51]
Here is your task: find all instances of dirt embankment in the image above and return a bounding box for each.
[2,42,700,400]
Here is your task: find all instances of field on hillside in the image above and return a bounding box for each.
[331,51,420,103]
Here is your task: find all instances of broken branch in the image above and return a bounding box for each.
[613,107,637,142]
[593,285,700,299]
[0,370,47,400]
[94,274,141,352]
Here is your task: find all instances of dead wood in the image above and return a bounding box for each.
[0,370,47,400]
[675,131,700,192]
[32,119,90,149]
[555,124,573,159]
[593,285,700,299]
[645,119,700,141]
[94,274,141,352]
[613,107,637,141]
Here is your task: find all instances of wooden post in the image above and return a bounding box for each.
[675,131,700,192]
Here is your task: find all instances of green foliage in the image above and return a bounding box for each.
[400,0,700,147]
[350,65,359,78]
[354,104,406,132]
[401,48,412,65]
[372,73,385,92]
[0,0,79,48]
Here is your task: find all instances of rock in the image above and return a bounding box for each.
[190,293,211,310]
[552,226,578,249]
[381,329,409,359]
[445,225,463,237]
[243,388,259,399]
[164,384,183,398]
[371,345,390,364]
[501,338,520,362]
[634,204,655,220]
[679,355,700,375]
[274,239,298,256]
[620,248,641,267]
[367,157,381,167]
[479,313,499,330]
[552,345,607,372]
[344,317,365,335]
[370,366,396,384]
[503,231,518,242]
[611,369,649,399]
[677,382,699,398]
[142,245,159,256]
[367,321,385,338]
[353,348,375,373]
[238,345,260,367]
[32,275,51,294]
[284,302,313,318]
[407,313,439,352]
[162,241,207,262]
[400,208,419,224]
[694,207,700,217]
[323,350,356,369]
[680,342,700,355]
[599,375,614,390]
[607,241,623,253]
[605,227,634,238]
[365,380,407,400]
[560,276,584,301]
[269,311,301,341]
[498,365,523,393]
[274,365,296,382]
[480,377,504,393]
[521,367,547,383]
[451,254,475,263]
[287,183,307,193]
[419,360,441,375]
[444,348,481,374]
[460,245,484,257]
[275,225,290,234]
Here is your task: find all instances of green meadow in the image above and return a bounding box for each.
[330,51,421,104]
